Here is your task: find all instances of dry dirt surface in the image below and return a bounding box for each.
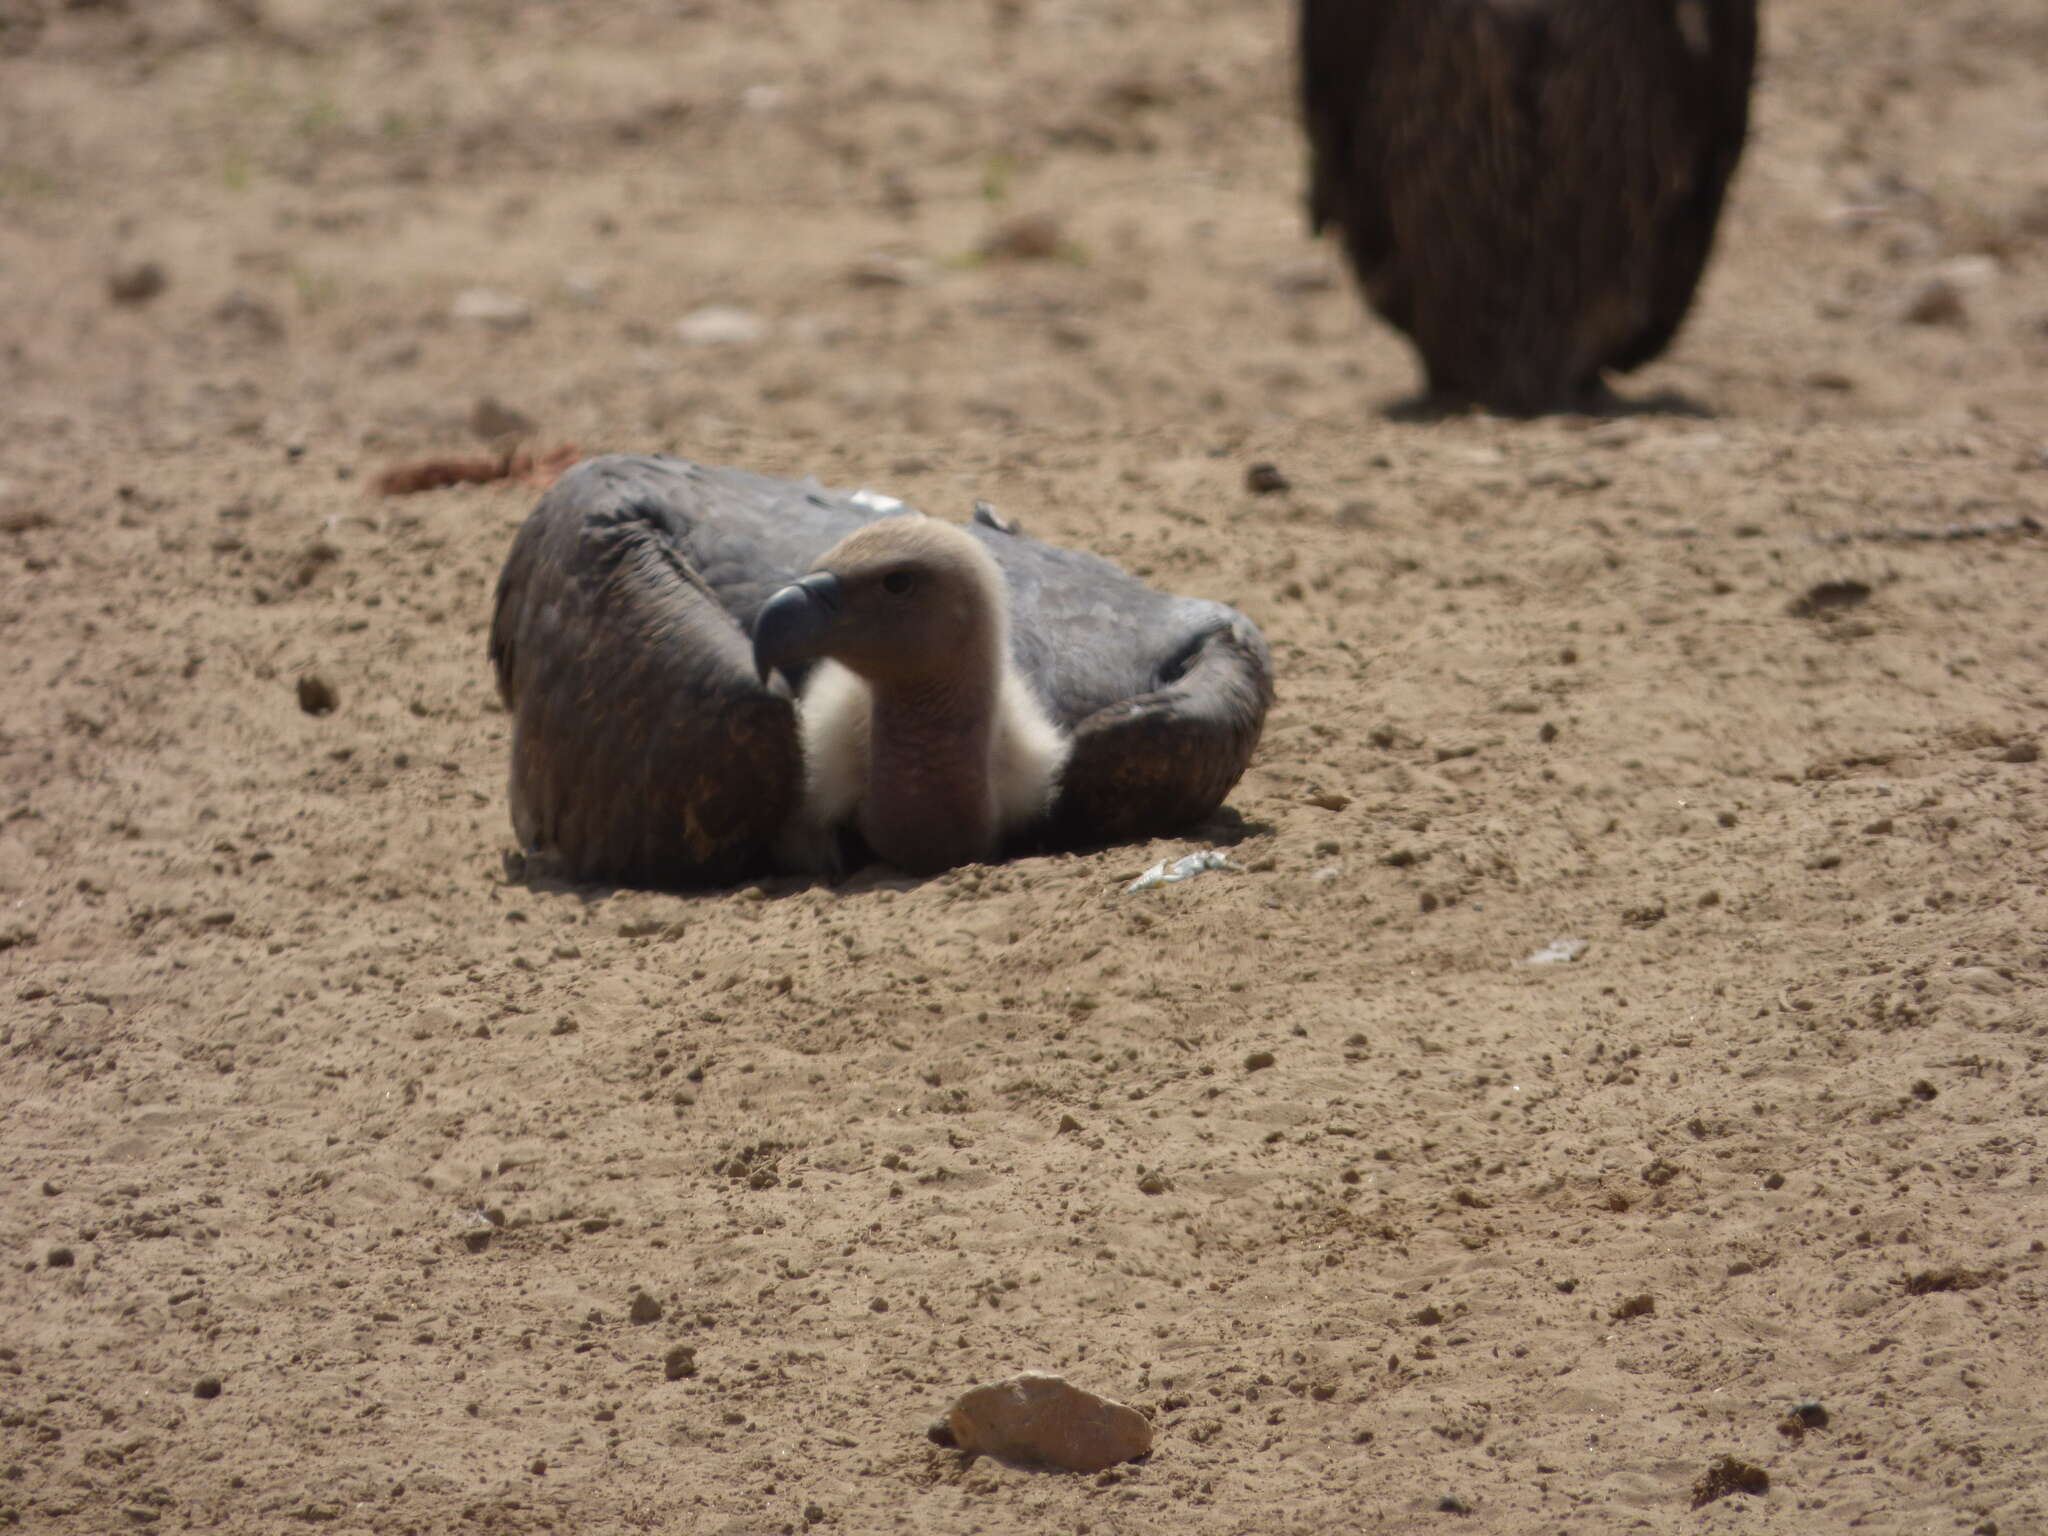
[4,2,2048,1532]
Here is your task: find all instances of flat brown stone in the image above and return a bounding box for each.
[939,1371,1153,1473]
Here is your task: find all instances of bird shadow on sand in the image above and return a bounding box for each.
[494,806,1272,906]
[1380,383,1716,424]
[495,847,899,905]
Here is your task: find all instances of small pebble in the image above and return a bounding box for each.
[676,304,765,347]
[1244,462,1291,495]
[109,261,167,305]
[1898,275,1966,327]
[451,287,533,330]
[846,251,931,288]
[1244,1050,1277,1072]
[979,211,1065,261]
[629,1291,663,1325]
[1691,1454,1769,1508]
[470,395,535,443]
[213,290,285,342]
[193,1375,222,1399]
[46,1246,75,1267]
[297,673,339,716]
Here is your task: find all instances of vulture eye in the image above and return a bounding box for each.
[881,570,916,596]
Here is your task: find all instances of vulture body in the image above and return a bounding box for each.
[1300,0,1758,413]
[489,454,1273,887]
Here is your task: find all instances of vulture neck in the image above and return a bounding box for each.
[860,663,1001,876]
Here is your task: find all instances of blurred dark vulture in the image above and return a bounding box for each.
[1299,0,1758,412]
[489,455,1273,886]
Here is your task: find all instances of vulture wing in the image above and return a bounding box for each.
[489,455,1273,885]
[489,455,813,887]
[969,505,1273,849]
[1609,0,1758,373]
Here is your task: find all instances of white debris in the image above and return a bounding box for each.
[675,304,766,347]
[1934,254,2001,289]
[1526,938,1590,966]
[847,251,934,288]
[450,287,533,330]
[1126,849,1238,892]
[849,488,909,514]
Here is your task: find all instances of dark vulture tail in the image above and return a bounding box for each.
[1300,0,1758,414]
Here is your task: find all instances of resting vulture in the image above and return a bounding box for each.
[489,454,1273,886]
[1299,0,1758,413]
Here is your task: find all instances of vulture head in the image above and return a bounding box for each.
[753,517,1069,877]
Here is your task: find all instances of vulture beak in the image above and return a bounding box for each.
[752,571,844,682]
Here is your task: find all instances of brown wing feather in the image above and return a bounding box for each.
[490,458,802,888]
[1049,612,1273,849]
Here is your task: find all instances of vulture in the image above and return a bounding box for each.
[1299,0,1758,413]
[488,454,1273,886]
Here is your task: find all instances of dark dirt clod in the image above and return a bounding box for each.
[193,1375,222,1399]
[1691,1455,1770,1508]
[109,261,167,304]
[628,1292,663,1325]
[470,395,536,443]
[1788,579,1873,619]
[1245,462,1291,495]
[297,674,340,716]
[1903,1266,1995,1296]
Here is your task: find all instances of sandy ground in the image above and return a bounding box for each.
[4,1,2048,1532]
